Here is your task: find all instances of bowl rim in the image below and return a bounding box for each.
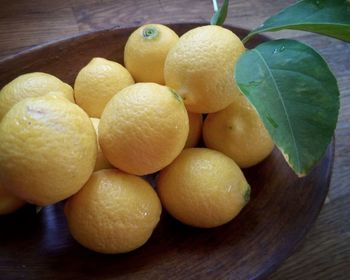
[0,22,335,279]
[0,21,260,64]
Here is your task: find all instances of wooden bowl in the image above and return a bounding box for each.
[0,23,333,280]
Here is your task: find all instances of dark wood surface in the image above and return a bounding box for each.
[0,0,349,279]
[0,23,336,279]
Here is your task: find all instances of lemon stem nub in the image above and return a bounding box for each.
[142,27,159,40]
[168,87,183,102]
[244,185,251,204]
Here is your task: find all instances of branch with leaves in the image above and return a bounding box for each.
[211,0,350,176]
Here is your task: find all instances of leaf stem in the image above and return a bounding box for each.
[242,33,254,44]
[212,0,218,12]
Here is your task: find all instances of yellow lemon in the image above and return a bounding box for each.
[90,118,112,171]
[124,24,179,84]
[203,93,274,168]
[0,181,26,215]
[0,72,74,120]
[164,25,245,113]
[185,112,203,148]
[45,91,70,99]
[157,148,250,228]
[0,95,97,206]
[65,169,162,254]
[74,57,134,117]
[99,83,189,176]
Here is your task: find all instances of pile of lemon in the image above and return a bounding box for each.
[0,24,274,254]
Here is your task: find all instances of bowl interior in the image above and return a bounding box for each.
[0,23,333,280]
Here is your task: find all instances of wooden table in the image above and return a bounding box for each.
[0,0,349,279]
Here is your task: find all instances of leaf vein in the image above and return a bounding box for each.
[270,67,322,85]
[252,48,301,171]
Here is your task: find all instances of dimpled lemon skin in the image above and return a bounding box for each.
[203,93,274,168]
[65,169,162,254]
[99,83,189,176]
[74,57,134,117]
[164,25,245,113]
[124,24,179,84]
[0,182,25,215]
[0,72,74,120]
[157,148,250,228]
[0,96,97,206]
[90,118,112,171]
[185,112,203,148]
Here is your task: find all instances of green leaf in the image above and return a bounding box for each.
[210,0,229,25]
[235,39,339,176]
[243,0,350,44]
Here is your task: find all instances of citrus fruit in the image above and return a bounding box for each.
[99,83,189,176]
[0,95,97,206]
[124,24,179,84]
[0,181,25,215]
[90,118,112,171]
[185,112,203,148]
[74,57,134,117]
[203,93,274,168]
[164,25,245,113]
[157,148,250,228]
[0,72,74,120]
[65,169,162,254]
[45,91,70,99]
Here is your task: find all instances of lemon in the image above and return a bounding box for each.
[0,72,74,120]
[124,24,179,84]
[90,118,112,171]
[203,93,274,168]
[185,112,203,148]
[157,148,250,228]
[164,25,245,113]
[65,169,162,254]
[99,83,189,176]
[45,91,70,99]
[0,181,25,215]
[0,95,97,206]
[74,57,134,117]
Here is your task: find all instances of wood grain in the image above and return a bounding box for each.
[0,0,349,279]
